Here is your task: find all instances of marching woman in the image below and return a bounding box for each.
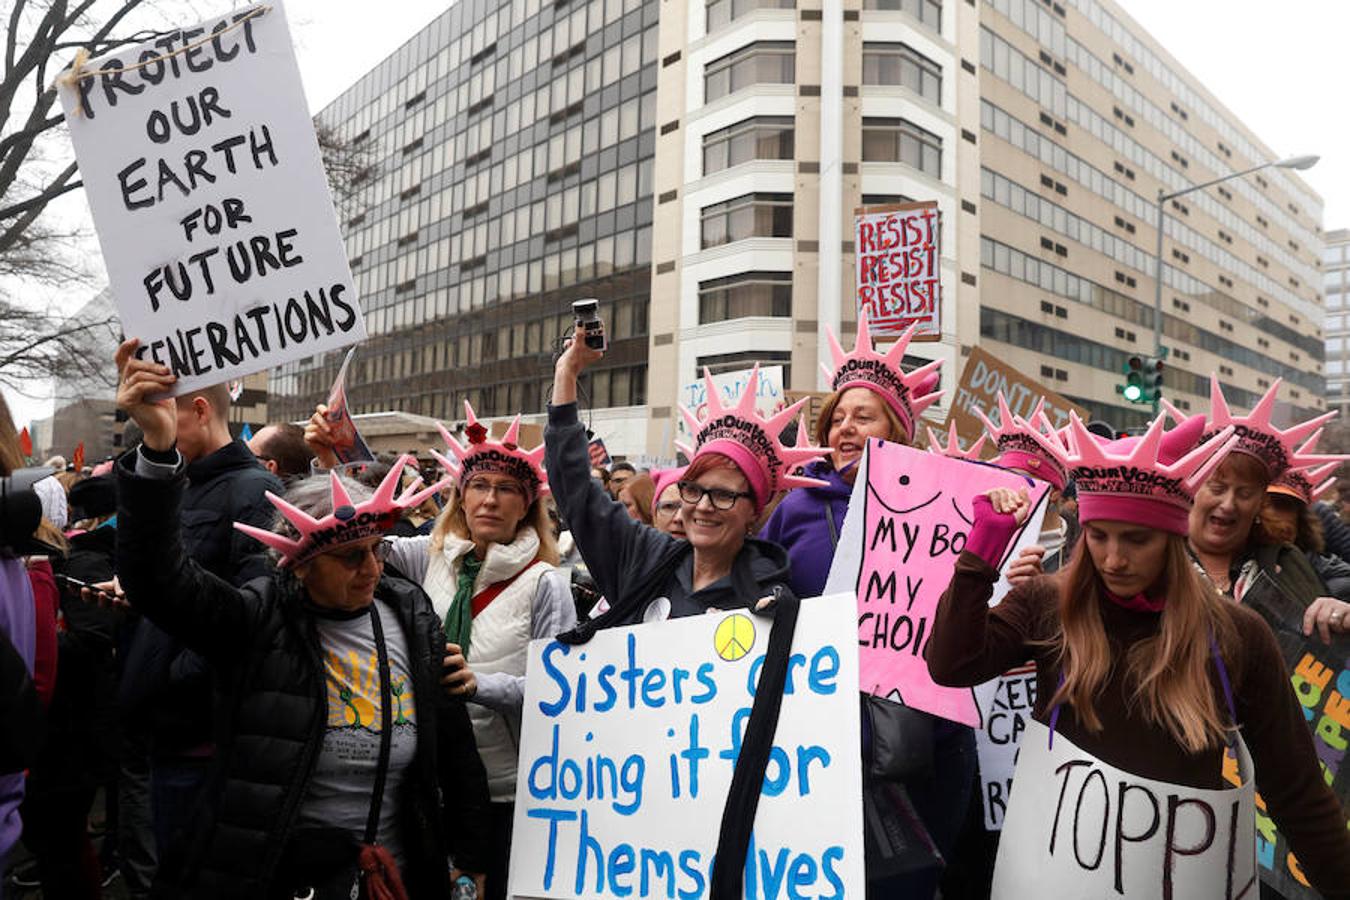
[546,322,828,897]
[113,341,491,899]
[306,404,576,900]
[927,411,1350,898]
[1177,378,1350,638]
[1258,459,1350,607]
[759,316,973,899]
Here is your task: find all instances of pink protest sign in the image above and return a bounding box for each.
[824,439,1049,726]
[854,202,942,340]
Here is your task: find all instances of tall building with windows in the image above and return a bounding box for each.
[978,0,1325,428]
[644,0,983,450]
[270,0,660,452]
[1324,228,1350,415]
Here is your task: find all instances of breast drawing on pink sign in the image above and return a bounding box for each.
[825,439,1048,727]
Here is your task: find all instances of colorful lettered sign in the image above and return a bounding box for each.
[510,593,865,899]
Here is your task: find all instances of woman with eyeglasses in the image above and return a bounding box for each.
[306,402,575,900]
[109,341,491,899]
[650,467,687,539]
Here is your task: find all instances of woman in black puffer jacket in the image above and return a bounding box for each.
[112,340,490,899]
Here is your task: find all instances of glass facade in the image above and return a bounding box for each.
[1325,230,1350,413]
[270,0,659,422]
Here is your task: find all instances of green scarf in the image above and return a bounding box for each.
[444,553,484,656]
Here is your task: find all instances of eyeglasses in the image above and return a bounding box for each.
[654,500,682,517]
[328,540,393,570]
[464,478,526,500]
[677,481,753,510]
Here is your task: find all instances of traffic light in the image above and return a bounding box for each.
[1123,356,1145,403]
[1144,355,1164,403]
[1121,355,1165,404]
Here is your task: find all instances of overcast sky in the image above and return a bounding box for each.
[9,1,1346,429]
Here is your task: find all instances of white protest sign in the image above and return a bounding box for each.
[58,2,365,395]
[510,593,865,900]
[677,366,786,442]
[972,664,1036,830]
[854,202,941,340]
[992,719,1256,899]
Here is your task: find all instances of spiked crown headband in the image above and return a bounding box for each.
[431,401,549,503]
[821,312,942,443]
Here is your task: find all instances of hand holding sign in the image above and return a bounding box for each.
[114,338,177,452]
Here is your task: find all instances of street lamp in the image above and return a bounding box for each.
[1150,154,1319,411]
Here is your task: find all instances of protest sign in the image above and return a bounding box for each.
[1232,571,1349,899]
[992,719,1256,898]
[588,438,612,468]
[824,440,1048,726]
[325,347,374,464]
[972,664,1036,830]
[510,593,865,899]
[946,347,1087,448]
[58,2,365,396]
[677,366,786,442]
[854,202,941,340]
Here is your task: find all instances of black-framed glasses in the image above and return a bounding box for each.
[677,481,753,510]
[328,540,393,570]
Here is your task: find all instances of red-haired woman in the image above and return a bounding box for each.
[928,413,1350,897]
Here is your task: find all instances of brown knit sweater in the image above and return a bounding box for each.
[927,551,1350,899]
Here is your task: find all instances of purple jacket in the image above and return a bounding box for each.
[759,460,854,598]
[0,556,35,860]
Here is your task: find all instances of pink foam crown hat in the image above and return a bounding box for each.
[975,395,1068,491]
[677,365,828,511]
[1268,430,1348,506]
[234,454,450,567]
[1163,376,1336,481]
[822,311,942,443]
[1025,413,1238,535]
[925,421,988,461]
[431,401,550,502]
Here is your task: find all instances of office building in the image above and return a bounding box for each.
[1324,228,1349,415]
[978,0,1325,428]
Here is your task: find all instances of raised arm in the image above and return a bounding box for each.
[926,488,1045,686]
[545,324,677,603]
[113,339,263,661]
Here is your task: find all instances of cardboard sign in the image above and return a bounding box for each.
[854,202,941,340]
[588,438,612,469]
[324,347,374,464]
[946,347,1088,448]
[992,719,1256,899]
[509,594,865,899]
[973,664,1037,830]
[1234,572,1349,898]
[823,440,1048,726]
[677,366,786,442]
[58,2,365,396]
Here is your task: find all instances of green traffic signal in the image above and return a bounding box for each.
[1123,383,1143,402]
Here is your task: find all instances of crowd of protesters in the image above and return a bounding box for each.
[0,316,1348,899]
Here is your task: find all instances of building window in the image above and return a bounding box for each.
[862,0,942,31]
[704,42,795,103]
[700,193,794,248]
[706,0,795,32]
[862,43,942,103]
[699,272,793,322]
[703,116,795,174]
[861,117,942,177]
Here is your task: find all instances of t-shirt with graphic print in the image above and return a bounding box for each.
[294,598,419,867]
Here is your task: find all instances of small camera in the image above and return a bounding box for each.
[572,298,606,351]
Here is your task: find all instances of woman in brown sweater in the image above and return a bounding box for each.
[927,412,1350,899]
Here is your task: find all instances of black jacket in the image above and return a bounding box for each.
[1314,501,1350,562]
[545,402,796,627]
[119,439,282,754]
[115,454,491,898]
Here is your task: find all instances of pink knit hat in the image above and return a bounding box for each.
[235,454,450,567]
[1026,413,1237,535]
[651,465,687,502]
[1165,376,1336,481]
[925,421,988,461]
[431,401,549,503]
[677,366,828,511]
[975,395,1068,491]
[821,311,942,443]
